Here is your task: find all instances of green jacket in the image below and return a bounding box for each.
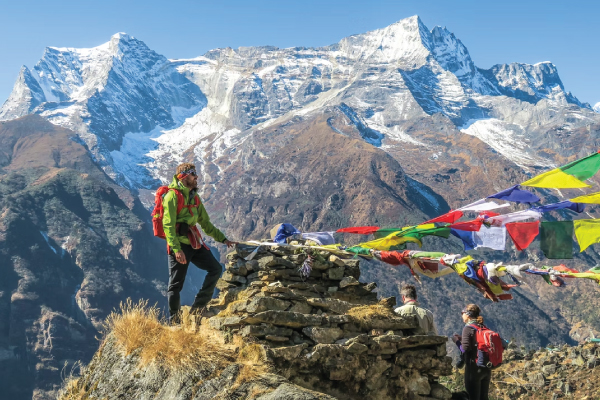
[162,176,227,252]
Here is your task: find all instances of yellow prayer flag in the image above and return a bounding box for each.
[570,191,600,204]
[357,231,422,250]
[573,219,600,252]
[522,168,591,189]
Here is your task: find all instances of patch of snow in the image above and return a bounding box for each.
[408,178,442,212]
[593,102,600,113]
[459,118,554,169]
[40,231,58,254]
[377,124,428,148]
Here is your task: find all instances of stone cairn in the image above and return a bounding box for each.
[203,241,453,400]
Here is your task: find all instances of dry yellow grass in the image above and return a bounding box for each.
[347,304,397,329]
[104,299,237,371]
[59,299,272,399]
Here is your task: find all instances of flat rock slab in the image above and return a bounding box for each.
[394,335,448,350]
[247,297,291,313]
[208,316,243,330]
[306,298,353,315]
[359,315,418,331]
[242,311,323,328]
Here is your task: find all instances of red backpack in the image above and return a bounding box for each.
[151,186,200,239]
[469,324,505,368]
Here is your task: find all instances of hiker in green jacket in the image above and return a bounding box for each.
[164,162,235,323]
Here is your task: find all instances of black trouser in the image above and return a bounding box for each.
[167,243,223,317]
[464,362,491,400]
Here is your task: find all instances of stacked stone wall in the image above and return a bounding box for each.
[204,242,453,400]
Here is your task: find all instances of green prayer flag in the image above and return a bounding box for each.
[346,247,372,256]
[560,152,600,181]
[540,221,574,259]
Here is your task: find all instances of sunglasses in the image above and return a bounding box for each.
[181,169,197,177]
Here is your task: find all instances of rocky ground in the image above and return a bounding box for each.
[442,341,600,399]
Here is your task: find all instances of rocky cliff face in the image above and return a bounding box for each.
[0,115,171,400]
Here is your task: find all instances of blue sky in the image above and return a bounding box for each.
[0,0,598,105]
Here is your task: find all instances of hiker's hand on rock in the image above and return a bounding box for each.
[175,251,187,264]
[224,240,237,248]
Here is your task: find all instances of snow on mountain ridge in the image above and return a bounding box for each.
[0,16,596,191]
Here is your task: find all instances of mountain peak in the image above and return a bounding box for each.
[111,32,134,41]
[336,15,432,67]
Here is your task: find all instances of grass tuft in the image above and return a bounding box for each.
[347,304,397,329]
[104,299,236,371]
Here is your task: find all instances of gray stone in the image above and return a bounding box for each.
[347,342,368,354]
[328,266,345,280]
[312,259,332,270]
[306,298,353,314]
[302,327,344,344]
[208,316,243,330]
[328,255,345,267]
[339,276,359,288]
[288,301,313,314]
[221,271,247,284]
[242,311,323,328]
[528,372,546,388]
[542,364,556,375]
[430,382,452,399]
[265,335,290,342]
[245,259,259,271]
[246,297,291,313]
[258,255,296,270]
[269,344,308,362]
[342,259,360,268]
[407,373,430,395]
[240,324,293,338]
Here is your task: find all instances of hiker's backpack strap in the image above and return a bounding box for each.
[169,189,186,215]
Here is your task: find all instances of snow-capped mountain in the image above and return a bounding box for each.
[594,102,600,113]
[1,16,598,191]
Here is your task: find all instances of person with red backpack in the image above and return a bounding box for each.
[152,162,235,324]
[454,304,505,400]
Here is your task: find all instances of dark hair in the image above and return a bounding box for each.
[176,162,196,175]
[463,304,484,325]
[400,285,417,300]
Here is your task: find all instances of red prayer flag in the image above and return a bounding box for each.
[450,219,483,232]
[336,226,380,235]
[506,221,540,251]
[423,210,464,224]
[552,264,579,274]
[379,250,411,266]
